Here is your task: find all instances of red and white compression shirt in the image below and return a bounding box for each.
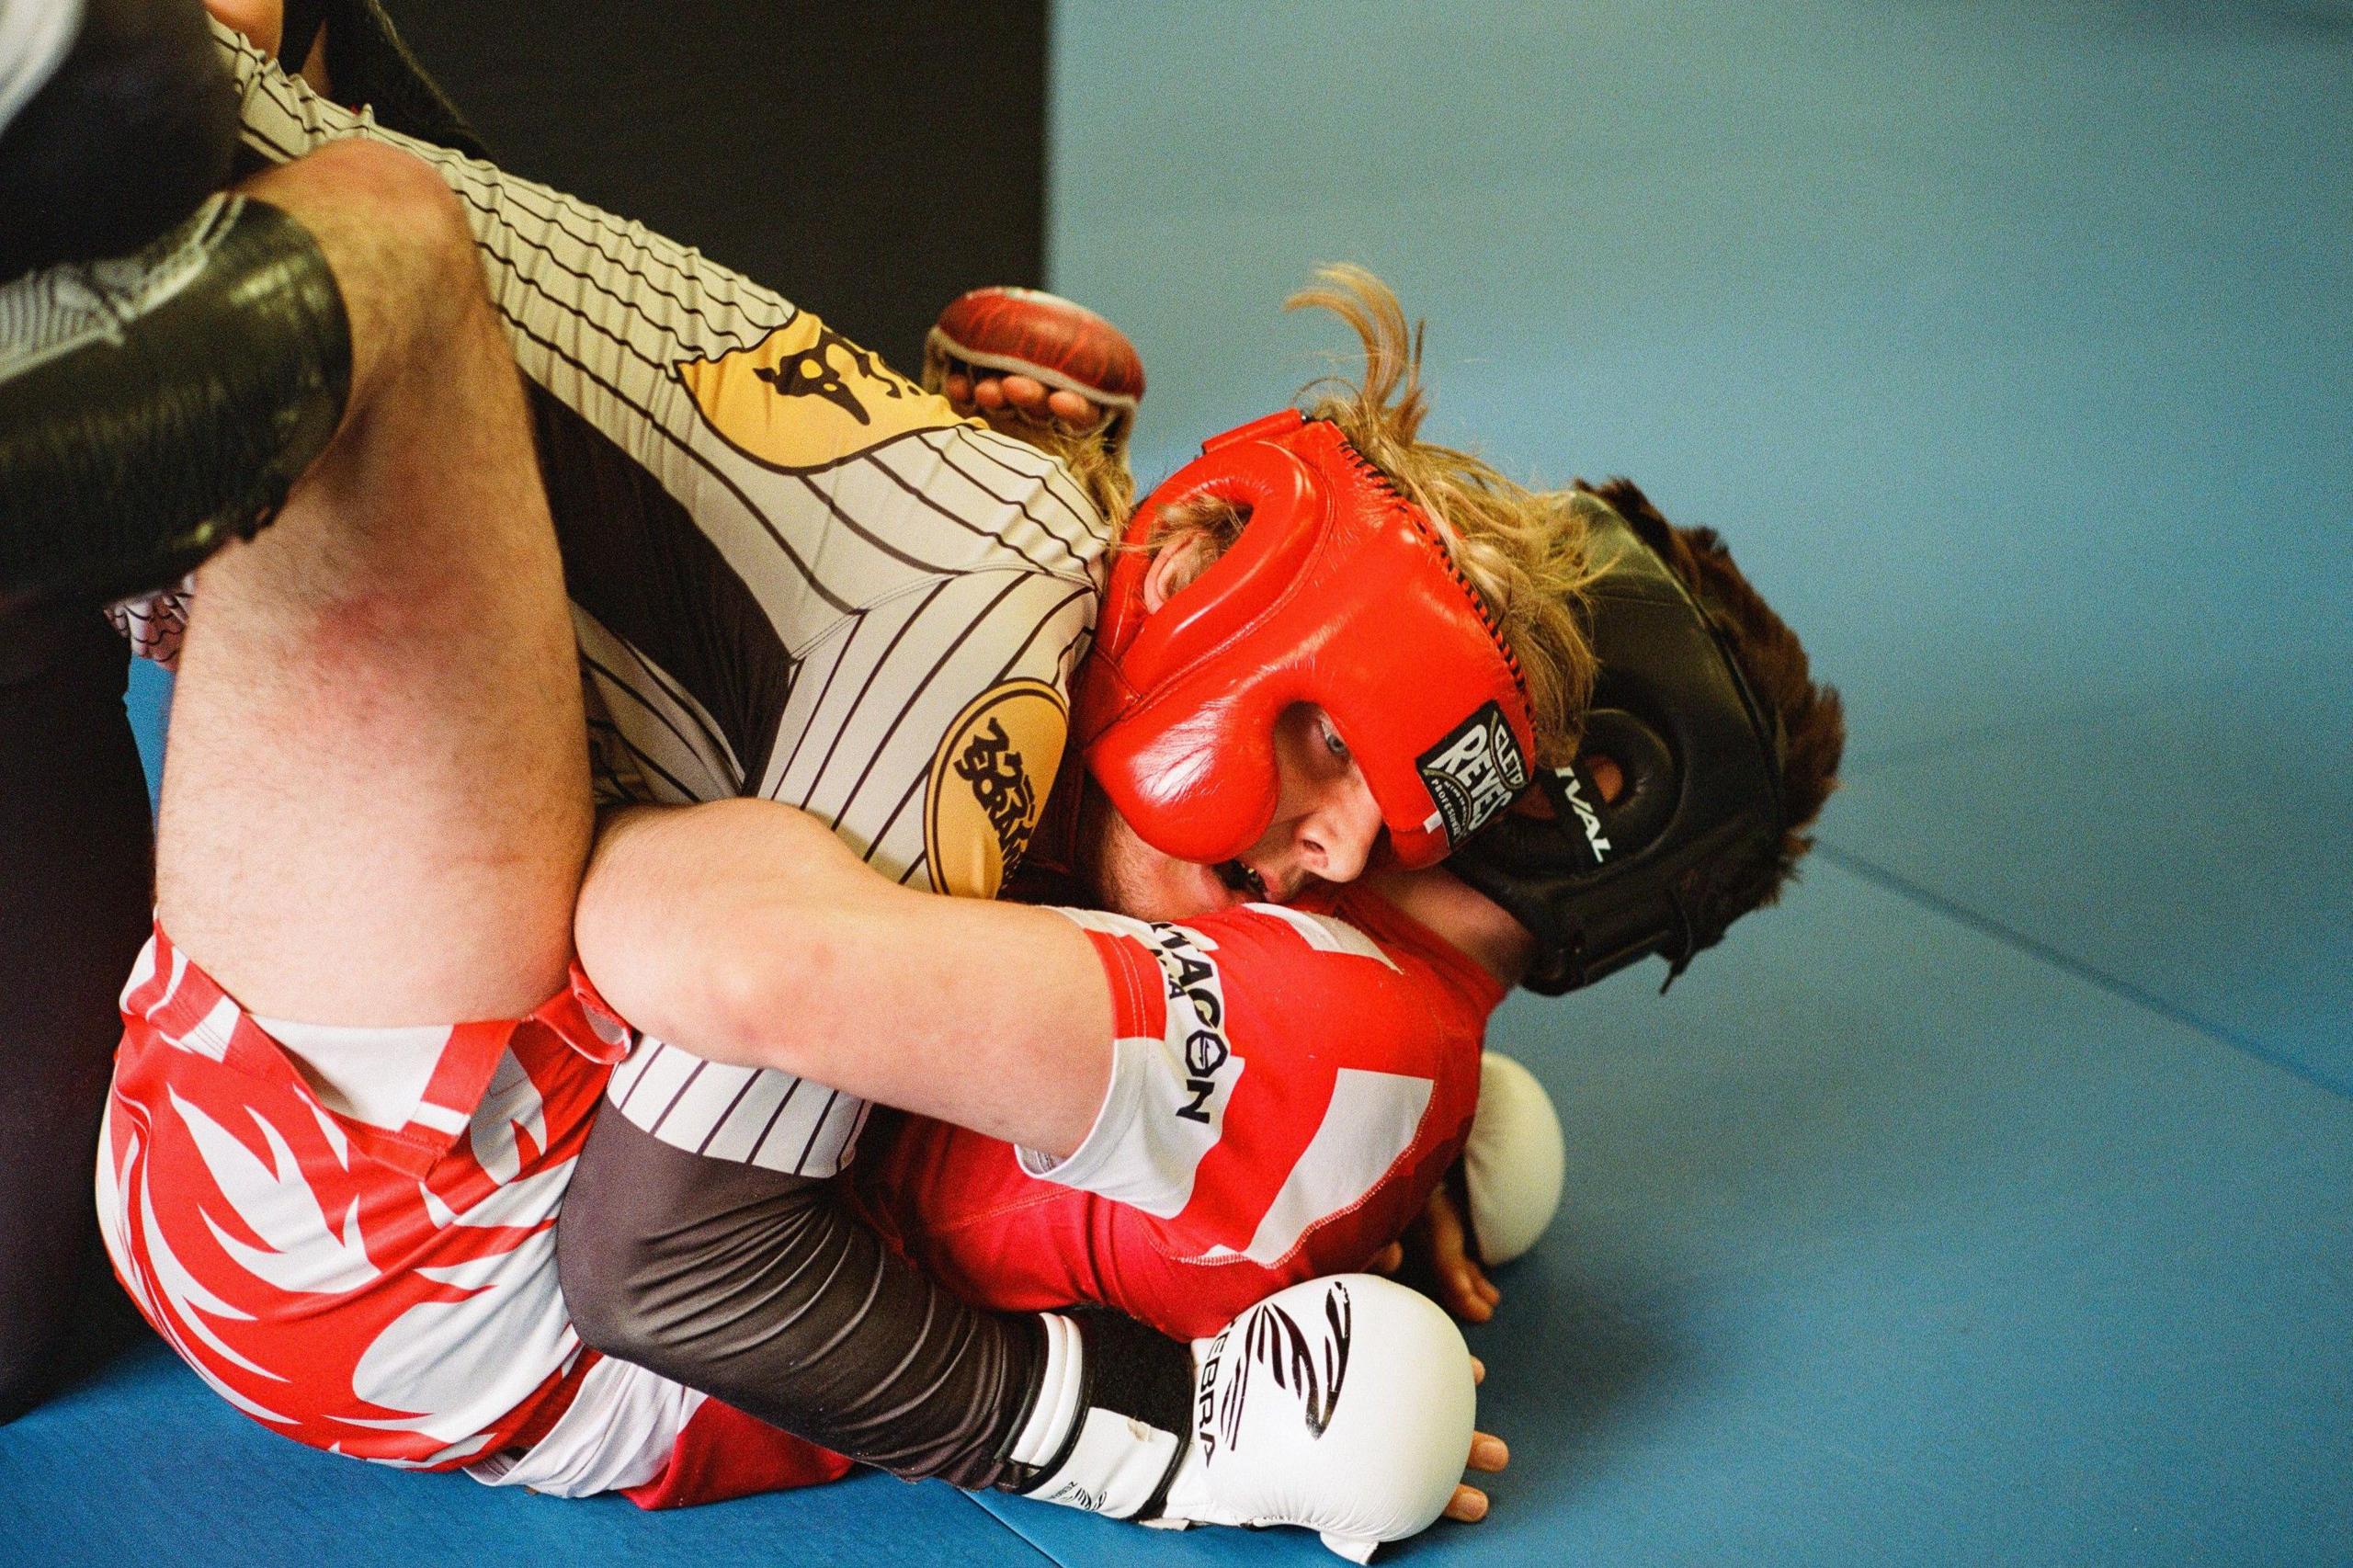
[853,883,1502,1340]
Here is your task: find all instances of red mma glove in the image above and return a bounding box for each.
[924,286,1144,451]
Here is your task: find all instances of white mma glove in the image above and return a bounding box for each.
[1010,1276,1477,1561]
[1006,1280,1468,1553]
[1160,1275,1475,1561]
[1462,1051,1566,1266]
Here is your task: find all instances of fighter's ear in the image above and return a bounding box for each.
[1603,753,1634,806]
[1141,534,1220,614]
[1572,710,1677,855]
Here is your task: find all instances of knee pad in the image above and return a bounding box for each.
[0,193,352,611]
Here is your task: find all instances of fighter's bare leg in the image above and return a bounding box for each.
[155,137,589,1025]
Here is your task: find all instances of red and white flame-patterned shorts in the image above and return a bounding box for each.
[96,923,848,1503]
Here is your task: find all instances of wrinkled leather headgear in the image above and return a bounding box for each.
[1450,498,1786,993]
[1075,410,1534,870]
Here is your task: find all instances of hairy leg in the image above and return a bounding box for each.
[155,137,590,1025]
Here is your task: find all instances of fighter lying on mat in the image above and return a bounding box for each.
[0,13,1840,1557]
[6,20,1568,1543]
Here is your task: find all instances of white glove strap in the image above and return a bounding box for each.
[1027,1407,1184,1518]
[1011,1312,1188,1520]
[1006,1314,1083,1469]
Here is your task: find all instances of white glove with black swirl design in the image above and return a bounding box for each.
[1156,1273,1478,1561]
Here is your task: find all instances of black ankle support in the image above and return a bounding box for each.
[0,195,353,612]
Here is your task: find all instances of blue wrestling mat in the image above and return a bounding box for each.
[8,2,2347,1563]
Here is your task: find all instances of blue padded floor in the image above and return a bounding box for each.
[11,2,2349,1565]
[1825,702,2353,1096]
[0,1329,1051,1568]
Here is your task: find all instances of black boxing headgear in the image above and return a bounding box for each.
[1450,495,1786,994]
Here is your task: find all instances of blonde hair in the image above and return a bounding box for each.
[916,367,1137,532]
[1148,266,1597,765]
[1023,425,1136,539]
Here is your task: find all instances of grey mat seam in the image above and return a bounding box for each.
[1838,691,2197,783]
[949,1491,1072,1565]
[1813,839,2353,1104]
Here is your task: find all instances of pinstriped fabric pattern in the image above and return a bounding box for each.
[153,28,1113,1177]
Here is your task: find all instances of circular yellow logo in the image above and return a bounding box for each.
[925,678,1069,898]
[675,312,959,473]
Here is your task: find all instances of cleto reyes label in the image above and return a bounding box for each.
[1416,700,1529,846]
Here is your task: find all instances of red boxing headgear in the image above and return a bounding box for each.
[1074,410,1534,870]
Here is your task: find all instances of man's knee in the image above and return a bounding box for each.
[553,1173,658,1368]
[245,138,489,392]
[283,138,469,253]
[555,1113,801,1379]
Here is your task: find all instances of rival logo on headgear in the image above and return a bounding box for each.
[1415,700,1530,847]
[1558,764,1612,863]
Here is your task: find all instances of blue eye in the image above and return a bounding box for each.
[1321,720,1350,761]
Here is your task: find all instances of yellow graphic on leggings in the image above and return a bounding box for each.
[926,678,1068,899]
[675,313,962,472]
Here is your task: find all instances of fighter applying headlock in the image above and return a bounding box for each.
[0,8,1841,1557]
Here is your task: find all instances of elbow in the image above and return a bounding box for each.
[574,813,788,1061]
[576,914,755,1063]
[574,808,688,1037]
[574,801,865,1074]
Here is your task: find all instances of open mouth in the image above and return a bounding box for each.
[1215,858,1268,901]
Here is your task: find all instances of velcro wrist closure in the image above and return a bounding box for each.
[1006,1313,1085,1470]
[1007,1309,1193,1519]
[1022,1407,1183,1518]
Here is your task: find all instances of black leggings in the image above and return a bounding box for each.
[0,0,233,1421]
[0,607,155,1422]
[0,0,485,1423]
